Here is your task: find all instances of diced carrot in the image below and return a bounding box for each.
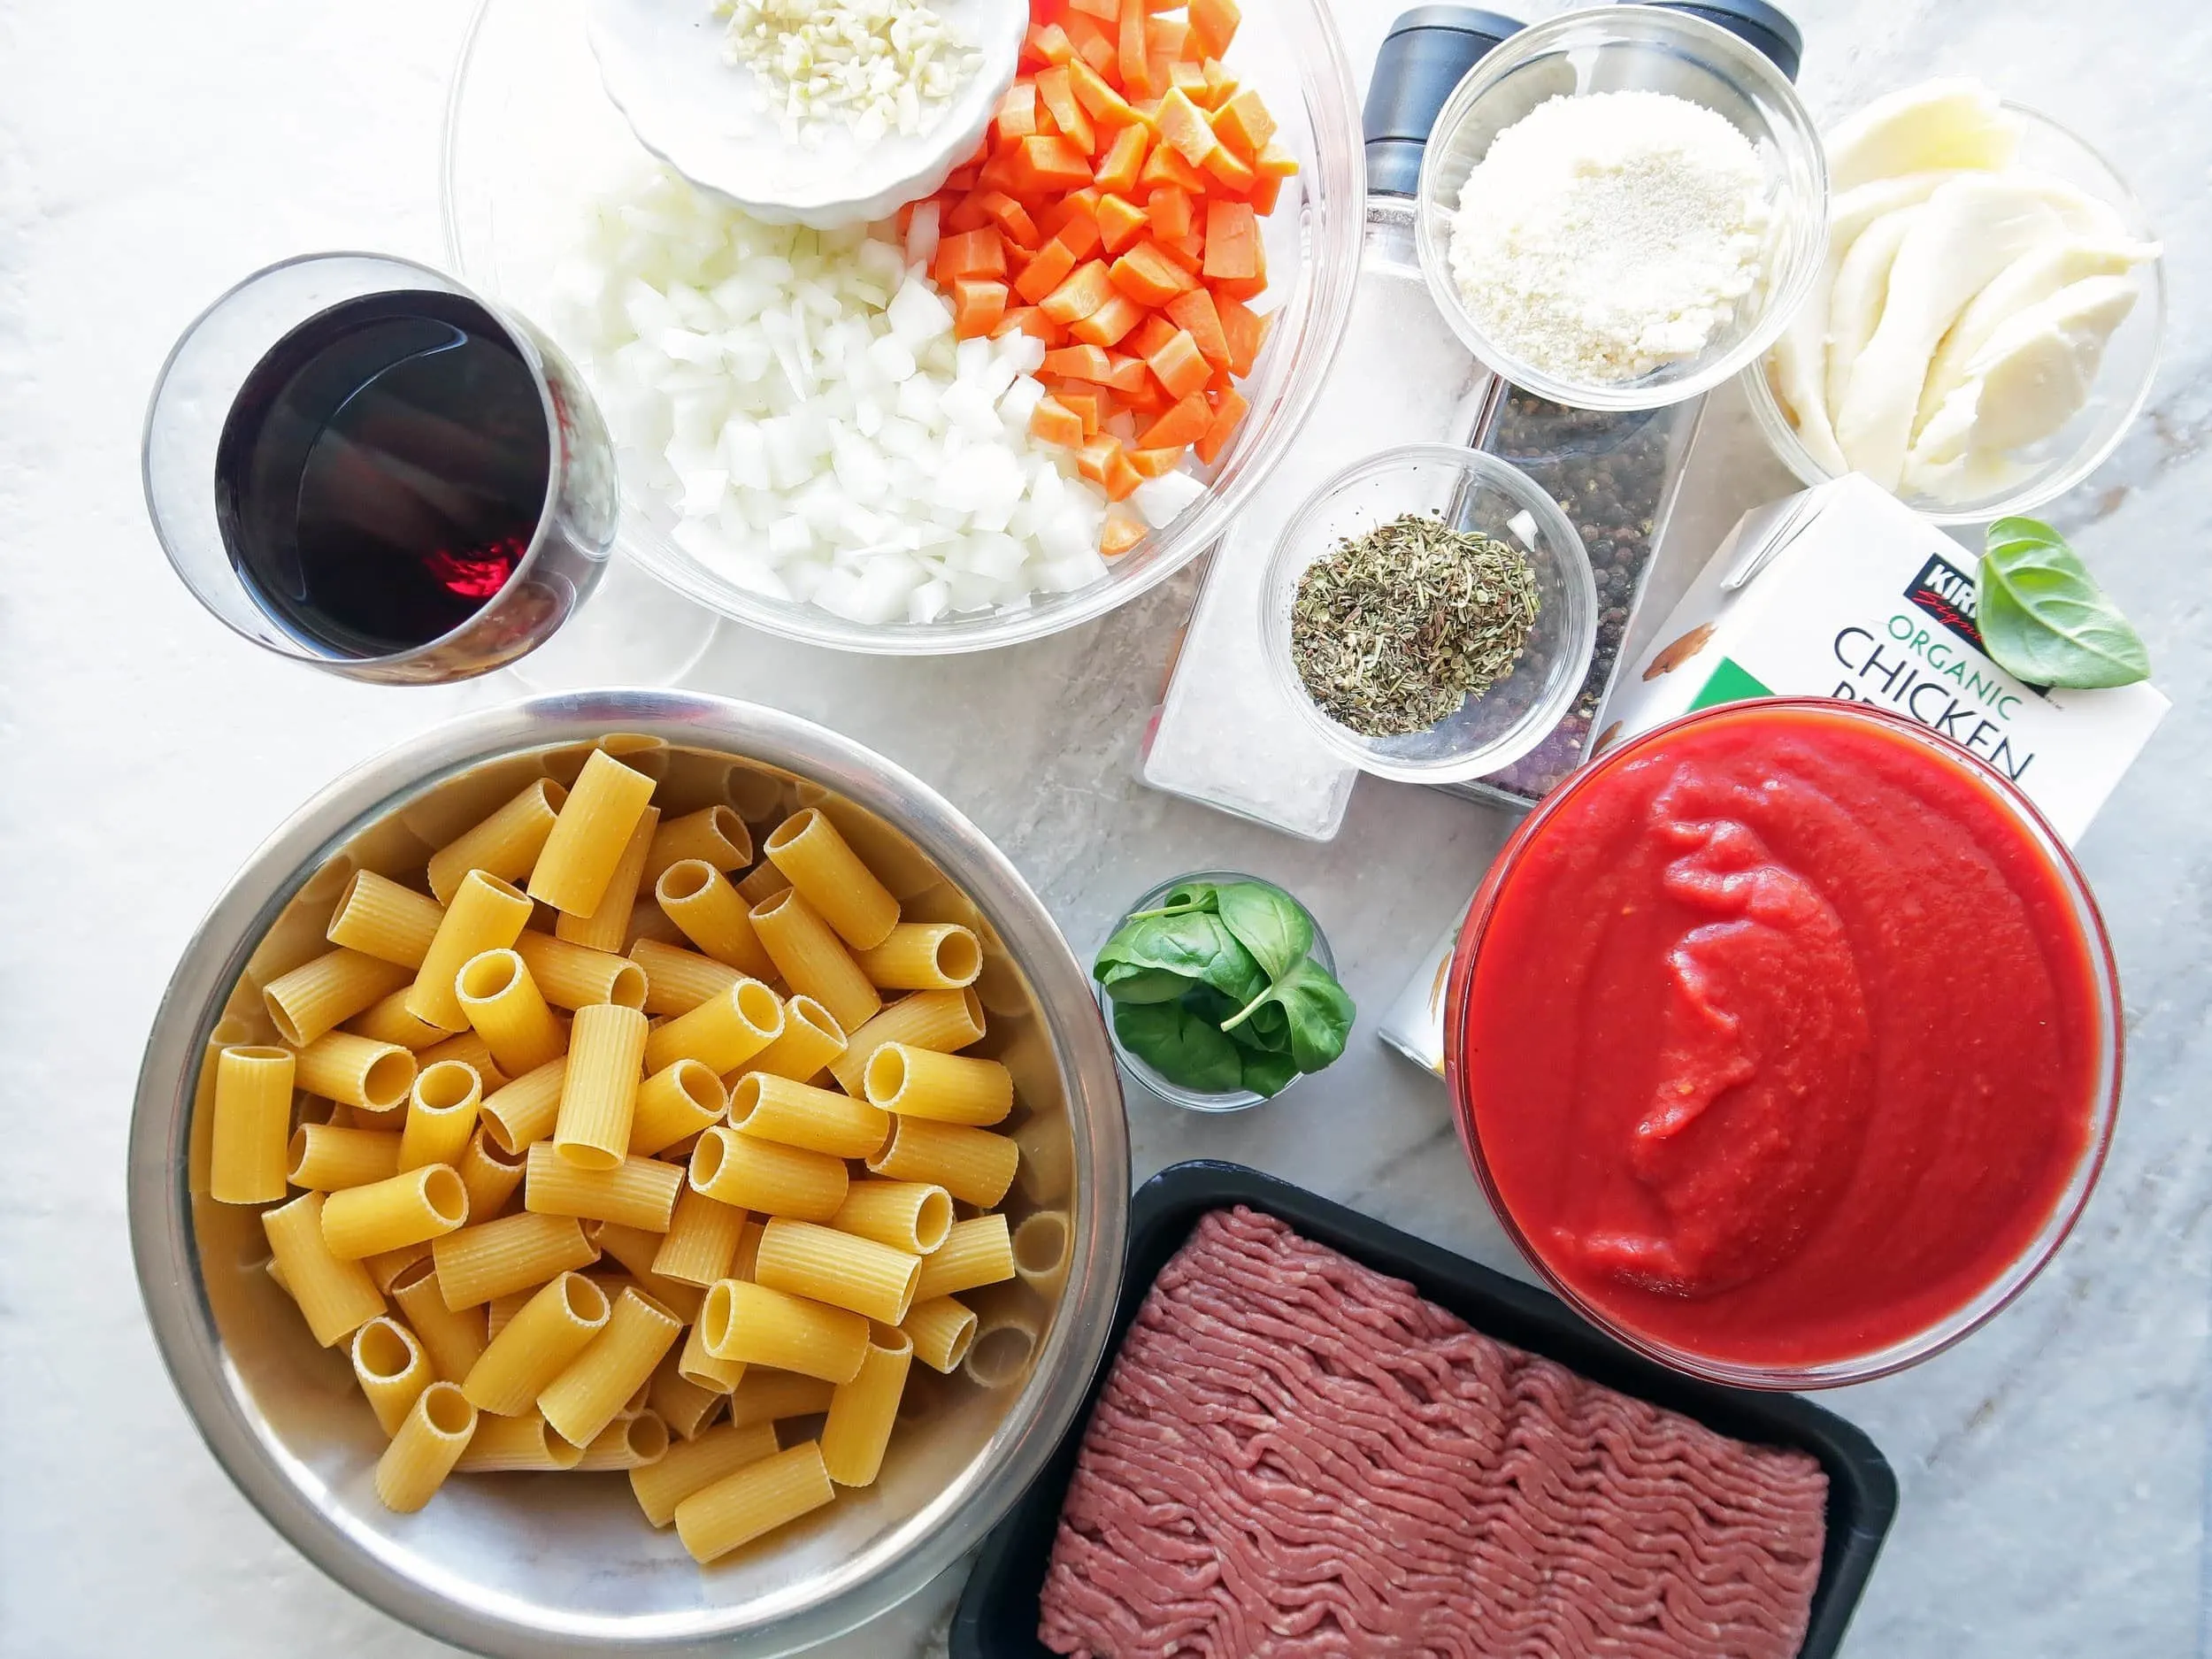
[1210,265,1268,302]
[994,305,1058,342]
[1137,392,1213,450]
[1067,0,1119,18]
[1068,58,1146,127]
[1161,230,1207,273]
[1212,88,1277,160]
[978,191,1041,249]
[1056,388,1105,436]
[1128,445,1187,478]
[1094,124,1149,194]
[1201,200,1260,280]
[1127,313,1180,358]
[1217,293,1267,375]
[1030,394,1086,449]
[1118,0,1153,98]
[1037,186,1102,240]
[934,227,1006,285]
[944,190,993,234]
[1118,374,1169,413]
[1071,290,1144,347]
[1145,17,1191,61]
[943,165,979,193]
[995,83,1040,143]
[1109,240,1195,306]
[1101,351,1154,394]
[1139,142,1209,192]
[1048,210,1103,263]
[1248,173,1282,216]
[1202,143,1258,195]
[1146,185,1194,242]
[1146,328,1211,400]
[1097,192,1149,253]
[1100,514,1148,557]
[1156,88,1219,167]
[1202,58,1238,105]
[1255,138,1300,178]
[1007,135,1093,194]
[1035,66,1095,155]
[1042,343,1119,381]
[1189,0,1240,58]
[1079,435,1142,502]
[952,279,1010,339]
[1196,387,1249,464]
[1169,61,1210,99]
[1062,12,1118,74]
[1040,259,1117,324]
[1165,288,1230,366]
[1014,236,1079,304]
[1025,22,1075,65]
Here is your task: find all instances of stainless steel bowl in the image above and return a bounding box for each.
[128,690,1129,1656]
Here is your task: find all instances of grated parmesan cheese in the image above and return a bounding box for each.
[715,0,982,145]
[1448,90,1771,385]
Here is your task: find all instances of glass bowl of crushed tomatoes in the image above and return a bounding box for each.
[1444,699,2122,1388]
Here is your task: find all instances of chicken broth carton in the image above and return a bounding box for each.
[1597,473,2166,844]
[1376,473,2165,1079]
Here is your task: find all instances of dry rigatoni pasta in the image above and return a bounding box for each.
[209,1046,296,1204]
[649,1353,727,1440]
[577,1410,671,1471]
[374,1382,477,1512]
[764,809,900,949]
[631,1419,778,1527]
[556,804,660,953]
[701,1280,868,1384]
[654,1188,748,1288]
[675,1441,835,1564]
[538,1286,684,1448]
[630,1061,726,1158]
[417,1029,509,1094]
[364,1240,434,1296]
[511,931,647,1010]
[457,1410,585,1472]
[912,1215,1016,1302]
[689,1125,849,1223]
[457,1128,527,1223]
[755,1218,920,1325]
[352,1317,433,1436]
[525,1144,685,1233]
[433,1211,599,1310]
[529,750,659,917]
[425,780,566,904]
[392,1259,487,1383]
[287,1123,402,1192]
[642,979,783,1077]
[320,1165,471,1260]
[629,939,741,1018]
[262,1192,384,1346]
[399,1059,482,1171]
[826,988,985,1094]
[556,1003,649,1171]
[348,989,448,1051]
[749,888,880,1033]
[743,995,846,1084]
[479,1056,567,1156]
[677,1310,747,1394]
[728,1074,888,1161]
[852,924,982,992]
[657,860,777,981]
[832,1180,953,1255]
[901,1296,978,1374]
[262,949,413,1048]
[462,1271,611,1416]
[863,1044,1012,1126]
[326,871,445,970]
[726,1368,834,1428]
[821,1325,912,1486]
[295,1031,416,1113]
[457,949,566,1078]
[867,1117,1019,1208]
[408,870,534,1032]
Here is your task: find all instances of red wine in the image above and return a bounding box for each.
[214,289,552,658]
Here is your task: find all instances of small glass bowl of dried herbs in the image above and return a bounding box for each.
[1094,872,1355,1113]
[1260,443,1597,784]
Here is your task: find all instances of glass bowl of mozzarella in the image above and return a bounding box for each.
[129,691,1128,1656]
[1741,88,2165,524]
[442,0,1364,651]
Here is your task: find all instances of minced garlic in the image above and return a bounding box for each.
[715,0,982,145]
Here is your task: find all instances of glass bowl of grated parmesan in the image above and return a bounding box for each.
[1413,5,1827,412]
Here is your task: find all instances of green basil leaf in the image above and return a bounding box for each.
[1094,912,1266,1007]
[1113,1000,1243,1094]
[1097,961,1195,1004]
[1224,958,1356,1074]
[1240,1048,1301,1098]
[1128,880,1220,921]
[1187,986,1288,1052]
[1978,518,2151,689]
[1215,882,1314,984]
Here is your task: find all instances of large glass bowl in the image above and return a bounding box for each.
[1442,699,2122,1390]
[128,691,1129,1655]
[1740,100,2166,526]
[1415,5,1828,412]
[442,0,1364,654]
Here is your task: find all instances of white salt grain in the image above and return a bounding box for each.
[1448,90,1771,384]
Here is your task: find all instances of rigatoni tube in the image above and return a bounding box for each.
[261,1193,384,1346]
[728,1073,888,1160]
[743,995,847,1084]
[432,1211,599,1310]
[631,1420,778,1528]
[425,779,566,904]
[320,1164,471,1260]
[866,1117,1019,1208]
[461,1271,610,1416]
[326,871,445,970]
[688,1125,849,1223]
[524,1143,685,1233]
[529,749,658,917]
[262,949,412,1048]
[553,804,659,954]
[407,870,534,1032]
[831,1179,953,1255]
[629,940,741,1018]
[351,1317,433,1437]
[511,931,647,1010]
[629,1061,726,1159]
[863,1044,1012,1126]
[538,1286,684,1449]
[399,1059,483,1171]
[749,888,880,1034]
[912,1214,1016,1302]
[456,949,566,1077]
[826,988,984,1095]
[657,860,777,980]
[556,1003,649,1171]
[763,809,899,949]
[755,1218,921,1325]
[296,1031,417,1113]
[821,1325,913,1486]
[209,1045,296,1204]
[700,1279,868,1384]
[851,924,983,992]
[288,1123,403,1192]
[642,979,784,1077]
[674,1441,835,1563]
[373,1382,477,1512]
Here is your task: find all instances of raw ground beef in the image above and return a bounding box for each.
[1038,1207,1827,1658]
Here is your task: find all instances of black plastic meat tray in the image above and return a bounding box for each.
[952,1159,1897,1659]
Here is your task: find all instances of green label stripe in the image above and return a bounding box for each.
[1688,656,1775,711]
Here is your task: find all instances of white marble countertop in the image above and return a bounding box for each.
[3,0,2208,1654]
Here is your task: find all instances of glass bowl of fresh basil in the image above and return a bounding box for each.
[1093,872,1355,1113]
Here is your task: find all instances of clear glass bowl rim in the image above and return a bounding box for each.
[1260,442,1597,785]
[1413,4,1830,413]
[1098,868,1335,1113]
[1441,697,2124,1389]
[1737,96,2168,526]
[437,0,1370,656]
